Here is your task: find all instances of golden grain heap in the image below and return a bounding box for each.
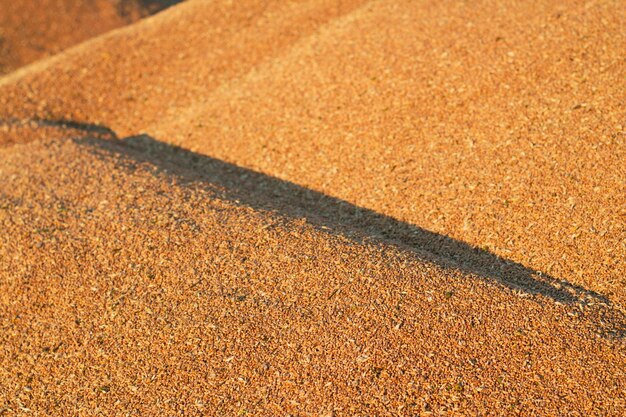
[1,0,625,415]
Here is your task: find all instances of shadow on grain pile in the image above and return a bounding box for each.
[4,117,625,337]
[117,0,184,16]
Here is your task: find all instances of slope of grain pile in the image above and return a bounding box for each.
[0,0,179,74]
